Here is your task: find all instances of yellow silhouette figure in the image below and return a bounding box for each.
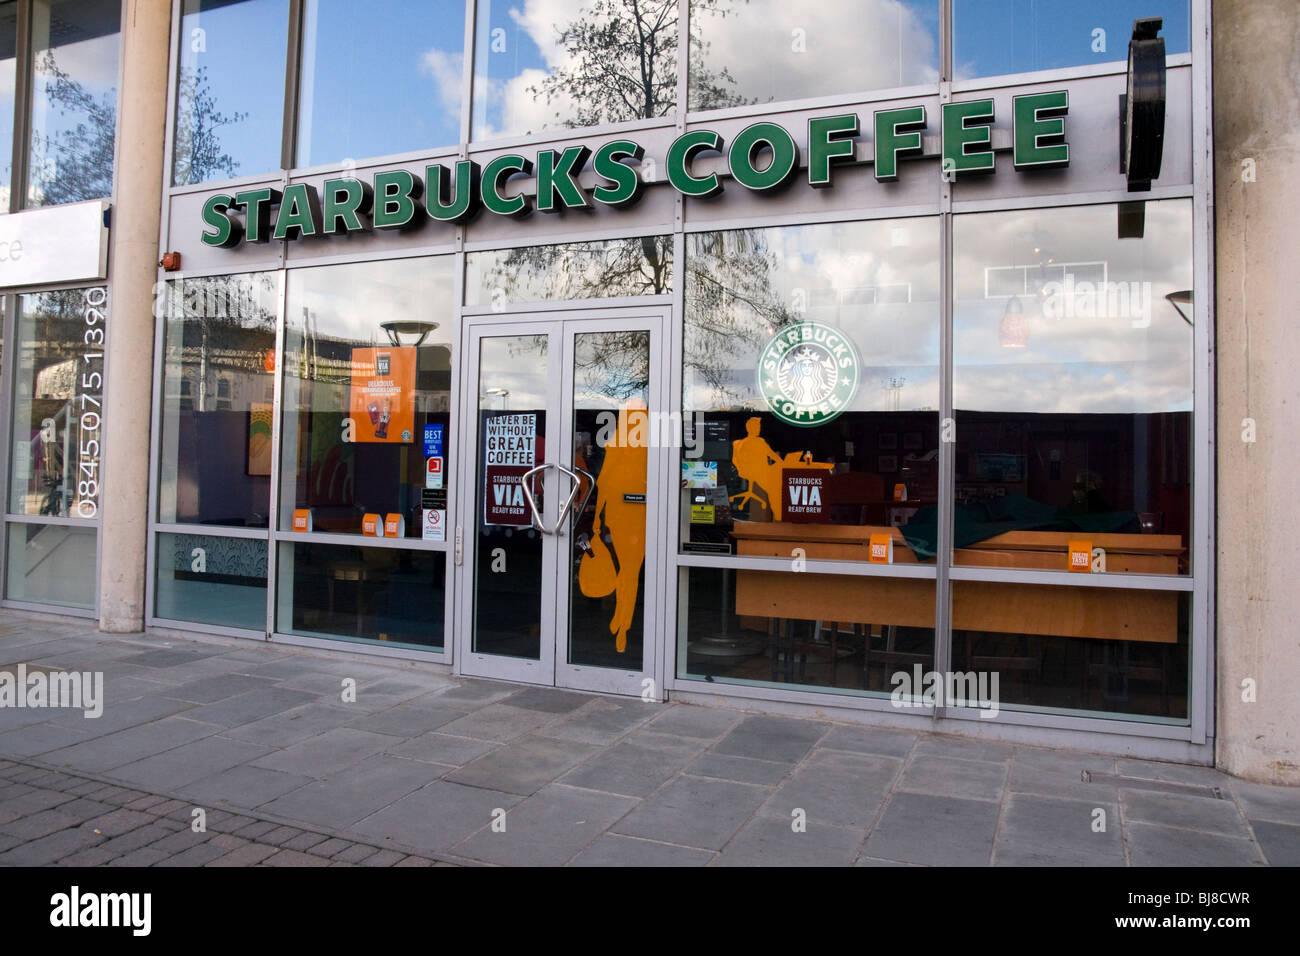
[577,400,647,653]
[730,416,832,520]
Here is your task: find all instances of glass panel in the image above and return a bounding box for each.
[951,201,1193,575]
[158,273,280,527]
[279,257,455,538]
[472,333,547,660]
[472,0,678,139]
[678,566,937,697]
[682,220,940,559]
[0,2,17,208]
[5,521,96,607]
[689,0,939,111]
[296,0,464,167]
[276,540,446,648]
[953,0,1190,80]
[568,330,649,668]
[465,237,672,307]
[8,287,107,519]
[155,532,267,629]
[951,581,1189,721]
[173,0,289,186]
[26,0,122,206]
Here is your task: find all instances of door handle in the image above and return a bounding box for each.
[552,463,585,536]
[519,462,553,534]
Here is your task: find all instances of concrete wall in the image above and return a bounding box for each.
[98,0,173,631]
[1214,0,1300,784]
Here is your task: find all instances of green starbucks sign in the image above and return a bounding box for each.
[757,322,860,427]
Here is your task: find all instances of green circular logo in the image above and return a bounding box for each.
[756,322,860,427]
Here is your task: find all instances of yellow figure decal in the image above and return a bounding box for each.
[578,401,648,653]
[729,416,832,521]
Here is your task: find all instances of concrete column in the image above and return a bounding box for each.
[1214,0,1300,784]
[99,0,172,632]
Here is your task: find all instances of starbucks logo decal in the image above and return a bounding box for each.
[757,322,859,426]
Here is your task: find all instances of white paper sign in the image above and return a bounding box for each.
[422,508,446,541]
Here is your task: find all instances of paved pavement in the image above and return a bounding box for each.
[0,610,1297,866]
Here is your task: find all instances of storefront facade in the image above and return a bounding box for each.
[9,0,1289,775]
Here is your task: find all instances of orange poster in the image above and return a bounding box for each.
[348,346,416,443]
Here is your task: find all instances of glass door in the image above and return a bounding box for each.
[456,312,665,696]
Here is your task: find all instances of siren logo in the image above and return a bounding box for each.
[757,321,859,426]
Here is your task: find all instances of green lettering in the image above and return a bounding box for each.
[426,161,481,223]
[942,99,995,177]
[273,183,322,240]
[808,114,858,188]
[1014,91,1069,169]
[667,130,724,198]
[874,107,925,182]
[233,187,281,243]
[537,146,591,212]
[729,122,799,192]
[373,169,423,229]
[322,178,373,234]
[592,140,645,208]
[481,155,533,218]
[200,193,242,247]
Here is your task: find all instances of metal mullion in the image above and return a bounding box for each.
[157,0,184,246]
[664,229,684,696]
[444,242,466,668]
[949,565,1195,592]
[10,0,30,213]
[263,269,287,638]
[1187,0,1215,745]
[939,0,951,84]
[143,270,174,628]
[280,0,304,172]
[277,530,449,553]
[153,522,275,541]
[0,295,13,593]
[676,0,688,117]
[933,69,954,717]
[459,0,475,146]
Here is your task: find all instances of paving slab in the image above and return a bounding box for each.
[259,754,440,828]
[613,774,770,850]
[1120,788,1250,837]
[1126,823,1265,866]
[107,735,271,792]
[351,779,524,853]
[758,750,902,829]
[569,833,713,867]
[454,784,637,866]
[992,793,1124,866]
[714,814,864,867]
[446,735,600,796]
[180,764,315,810]
[711,715,830,764]
[867,792,999,866]
[384,732,497,767]
[897,754,1007,803]
[1250,820,1300,866]
[250,727,396,778]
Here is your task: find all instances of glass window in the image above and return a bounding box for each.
[157,273,280,528]
[682,219,941,557]
[296,0,464,167]
[951,582,1189,720]
[8,286,107,520]
[465,237,672,307]
[276,541,446,648]
[26,0,121,206]
[155,532,267,630]
[953,0,1190,80]
[678,566,937,697]
[6,522,96,607]
[0,2,17,209]
[172,0,289,186]
[689,0,939,111]
[472,0,678,140]
[950,201,1193,576]
[279,256,455,539]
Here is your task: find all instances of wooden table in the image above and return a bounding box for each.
[729,522,1183,643]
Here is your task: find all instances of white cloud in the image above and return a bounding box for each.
[420,48,466,118]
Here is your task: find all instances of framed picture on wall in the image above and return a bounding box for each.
[878,432,898,450]
[878,455,898,473]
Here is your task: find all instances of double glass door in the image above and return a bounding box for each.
[456,311,665,696]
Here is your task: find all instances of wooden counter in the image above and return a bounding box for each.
[729,521,1181,643]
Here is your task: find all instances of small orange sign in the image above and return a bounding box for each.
[384,513,404,537]
[869,533,894,564]
[893,483,907,502]
[292,509,311,532]
[362,513,382,537]
[1068,540,1093,572]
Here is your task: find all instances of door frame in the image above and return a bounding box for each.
[452,305,672,699]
